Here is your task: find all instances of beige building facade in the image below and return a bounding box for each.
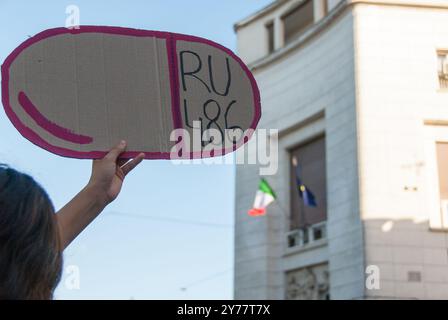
[234,0,448,299]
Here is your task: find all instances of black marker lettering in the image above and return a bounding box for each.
[180,50,211,93]
[224,100,243,145]
[203,99,224,143]
[224,100,242,130]
[208,55,231,96]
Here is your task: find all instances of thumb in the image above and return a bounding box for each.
[105,140,127,162]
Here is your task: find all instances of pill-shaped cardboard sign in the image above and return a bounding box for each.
[1,26,261,159]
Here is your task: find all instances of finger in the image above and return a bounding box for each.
[121,153,144,176]
[105,140,127,162]
[117,159,129,167]
[115,167,125,181]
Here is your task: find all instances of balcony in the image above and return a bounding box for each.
[286,221,327,251]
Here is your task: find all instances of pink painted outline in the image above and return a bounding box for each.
[1,26,261,160]
[18,91,93,144]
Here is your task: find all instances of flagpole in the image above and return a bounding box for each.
[260,177,289,219]
[258,177,310,230]
[274,200,290,218]
[292,156,306,229]
[301,192,308,228]
[261,174,301,225]
[256,155,316,243]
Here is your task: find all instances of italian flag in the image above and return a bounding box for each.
[248,179,276,216]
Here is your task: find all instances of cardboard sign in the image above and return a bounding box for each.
[1,26,261,159]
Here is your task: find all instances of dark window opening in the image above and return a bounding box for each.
[289,136,327,230]
[282,0,314,45]
[266,22,275,54]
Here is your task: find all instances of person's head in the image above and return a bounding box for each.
[0,164,62,300]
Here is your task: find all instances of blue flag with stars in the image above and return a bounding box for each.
[294,162,317,207]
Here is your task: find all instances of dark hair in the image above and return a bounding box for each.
[0,164,62,299]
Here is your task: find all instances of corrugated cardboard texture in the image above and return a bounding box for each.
[1,27,261,159]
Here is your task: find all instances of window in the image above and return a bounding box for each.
[289,136,327,231]
[436,142,448,227]
[437,50,448,89]
[282,0,314,46]
[436,142,448,200]
[424,125,448,230]
[407,271,422,283]
[266,21,275,54]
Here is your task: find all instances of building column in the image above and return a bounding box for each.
[274,17,284,50]
[314,0,327,22]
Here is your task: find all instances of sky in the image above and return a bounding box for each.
[0,0,273,299]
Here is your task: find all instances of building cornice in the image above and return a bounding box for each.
[248,0,347,71]
[246,0,448,72]
[349,0,448,10]
[234,0,448,31]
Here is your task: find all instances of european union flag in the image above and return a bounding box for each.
[298,184,317,207]
[294,162,317,207]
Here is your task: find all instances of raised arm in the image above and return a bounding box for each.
[56,141,144,249]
